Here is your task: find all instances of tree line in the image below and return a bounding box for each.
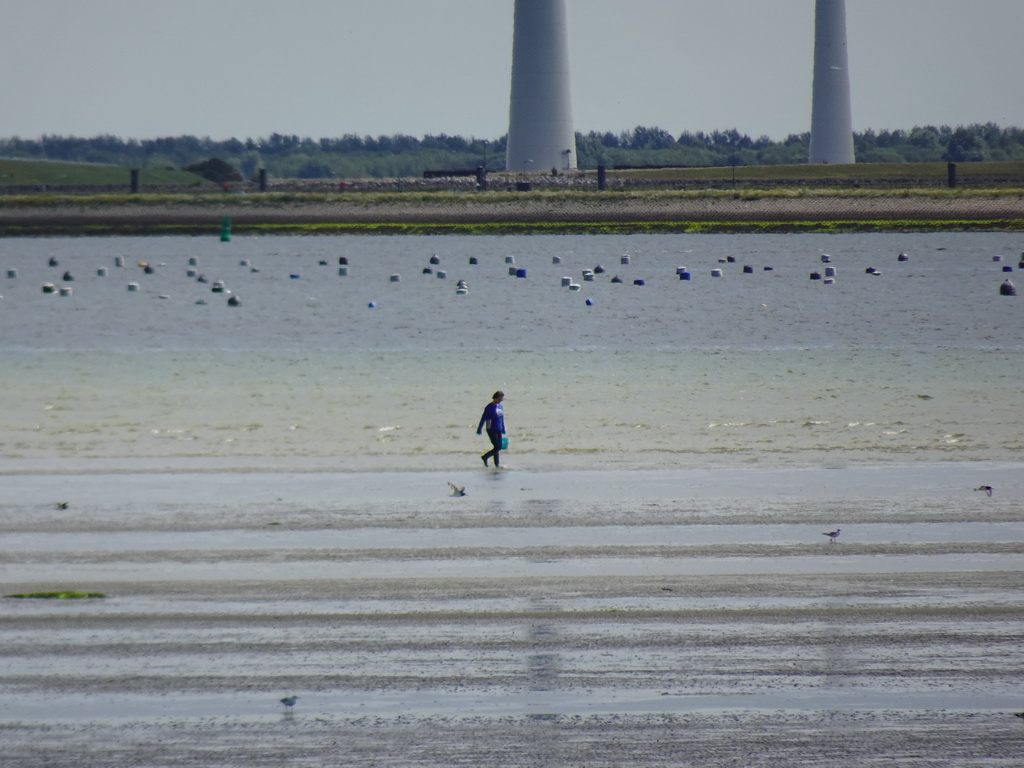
[1,123,1021,181]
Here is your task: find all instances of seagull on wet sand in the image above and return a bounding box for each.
[448,482,467,497]
[280,696,300,711]
[975,485,994,497]
[823,528,841,543]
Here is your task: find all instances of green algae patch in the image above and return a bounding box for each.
[7,591,106,599]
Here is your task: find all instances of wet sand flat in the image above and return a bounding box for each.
[2,466,1023,766]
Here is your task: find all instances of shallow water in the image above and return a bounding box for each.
[2,231,1023,469]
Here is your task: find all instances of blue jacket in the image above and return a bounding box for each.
[477,402,505,435]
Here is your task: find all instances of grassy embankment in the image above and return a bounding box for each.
[1,159,1022,235]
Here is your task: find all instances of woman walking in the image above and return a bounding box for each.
[477,391,506,468]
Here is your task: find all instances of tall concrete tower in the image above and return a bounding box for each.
[506,0,576,173]
[808,0,855,164]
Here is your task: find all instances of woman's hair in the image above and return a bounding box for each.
[492,391,504,400]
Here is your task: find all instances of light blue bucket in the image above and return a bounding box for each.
[501,437,509,450]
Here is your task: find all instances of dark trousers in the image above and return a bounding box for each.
[482,430,502,466]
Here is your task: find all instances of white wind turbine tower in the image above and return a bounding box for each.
[809,0,855,164]
[506,0,577,173]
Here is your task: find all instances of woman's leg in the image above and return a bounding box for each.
[482,430,502,467]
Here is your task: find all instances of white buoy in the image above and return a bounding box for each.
[97,267,108,277]
[505,256,515,264]
[436,270,447,279]
[621,255,630,265]
[552,256,561,264]
[675,267,688,275]
[993,255,1003,262]
[561,276,571,287]
[390,274,401,282]
[189,257,198,266]
[820,254,831,263]
[42,283,57,293]
[114,257,124,267]
[127,282,140,292]
[508,267,518,276]
[186,268,197,277]
[824,277,835,285]
[711,269,723,277]
[568,283,581,291]
[59,286,72,297]
[583,273,595,282]
[338,267,349,276]
[825,266,836,277]
[211,281,225,292]
[456,287,468,295]
[7,269,16,278]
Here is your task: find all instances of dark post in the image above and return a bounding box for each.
[130,169,140,194]
[476,165,487,191]
[597,165,607,191]
[258,168,267,192]
[947,162,957,189]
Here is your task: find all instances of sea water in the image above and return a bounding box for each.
[1,232,1021,469]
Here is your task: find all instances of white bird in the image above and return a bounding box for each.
[280,695,300,711]
[974,485,994,497]
[448,482,467,497]
[823,528,841,543]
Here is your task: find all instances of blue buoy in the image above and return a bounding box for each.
[633,279,645,286]
[368,301,377,308]
[586,298,594,306]
[516,268,527,278]
[742,265,753,274]
[678,271,690,281]
[1002,265,1013,272]
[290,274,300,279]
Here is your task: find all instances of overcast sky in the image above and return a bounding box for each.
[2,0,1022,142]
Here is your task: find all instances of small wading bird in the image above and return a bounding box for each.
[823,528,841,543]
[974,485,994,497]
[55,502,69,510]
[280,696,299,712]
[448,482,467,497]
